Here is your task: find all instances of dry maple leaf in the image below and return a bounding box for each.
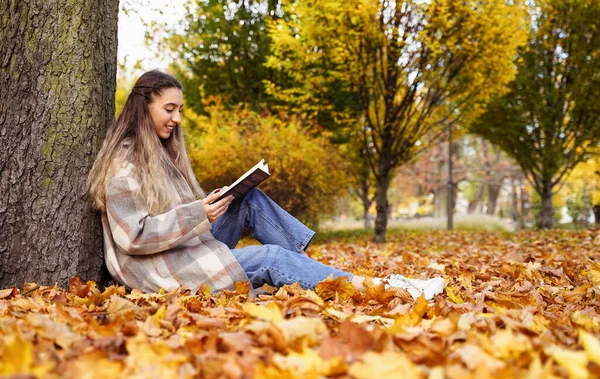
[69,276,90,298]
[315,274,355,302]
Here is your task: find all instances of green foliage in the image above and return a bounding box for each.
[470,0,600,227]
[162,0,282,115]
[183,100,348,227]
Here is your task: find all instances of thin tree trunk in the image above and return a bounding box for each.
[511,177,519,223]
[520,184,528,229]
[487,183,502,215]
[593,205,600,226]
[468,182,485,214]
[539,178,554,229]
[0,0,119,288]
[374,171,391,243]
[363,194,373,229]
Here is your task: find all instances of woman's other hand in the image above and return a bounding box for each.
[202,188,233,223]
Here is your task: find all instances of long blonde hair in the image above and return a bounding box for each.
[87,70,204,214]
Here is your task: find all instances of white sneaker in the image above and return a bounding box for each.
[373,275,445,301]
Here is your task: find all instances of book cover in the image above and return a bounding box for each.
[208,159,270,204]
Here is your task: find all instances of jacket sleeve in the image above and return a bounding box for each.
[105,174,211,255]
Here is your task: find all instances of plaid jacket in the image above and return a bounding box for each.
[101,159,251,294]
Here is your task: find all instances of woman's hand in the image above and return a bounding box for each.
[202,187,233,223]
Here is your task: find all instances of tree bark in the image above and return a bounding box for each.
[539,178,554,229]
[373,173,390,242]
[486,183,502,215]
[0,0,119,288]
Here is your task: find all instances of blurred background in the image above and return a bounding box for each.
[117,0,600,238]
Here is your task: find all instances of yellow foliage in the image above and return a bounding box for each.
[183,102,347,226]
[266,0,528,169]
[242,302,283,323]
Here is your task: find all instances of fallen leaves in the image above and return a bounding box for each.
[1,230,600,378]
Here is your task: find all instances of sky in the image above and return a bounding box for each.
[117,1,186,76]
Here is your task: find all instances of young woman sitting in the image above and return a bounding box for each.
[87,70,445,300]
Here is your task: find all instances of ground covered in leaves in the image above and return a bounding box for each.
[1,230,600,378]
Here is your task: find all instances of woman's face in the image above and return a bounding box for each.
[148,87,184,139]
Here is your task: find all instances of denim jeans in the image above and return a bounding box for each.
[211,189,353,289]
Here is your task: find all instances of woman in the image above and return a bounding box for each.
[87,70,444,300]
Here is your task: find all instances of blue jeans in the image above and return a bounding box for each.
[211,189,353,289]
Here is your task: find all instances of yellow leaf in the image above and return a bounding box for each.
[272,347,324,378]
[324,307,350,322]
[445,287,464,304]
[428,366,445,379]
[490,329,531,360]
[254,362,301,379]
[106,295,141,321]
[456,344,505,373]
[349,351,424,379]
[589,261,600,286]
[546,345,588,379]
[64,351,123,379]
[579,329,600,365]
[350,314,395,328]
[390,294,429,331]
[571,310,600,332]
[125,334,190,378]
[153,304,167,324]
[243,302,283,322]
[0,332,33,375]
[276,316,326,346]
[0,331,54,377]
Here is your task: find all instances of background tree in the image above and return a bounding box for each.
[159,0,282,115]
[343,133,377,229]
[0,0,119,287]
[266,0,527,241]
[470,0,600,229]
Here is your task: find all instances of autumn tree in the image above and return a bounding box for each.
[265,0,527,241]
[0,1,119,287]
[343,134,377,229]
[184,101,347,227]
[470,0,600,229]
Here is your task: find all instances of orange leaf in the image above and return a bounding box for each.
[315,274,355,302]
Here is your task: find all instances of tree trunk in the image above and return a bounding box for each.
[0,0,119,288]
[539,178,554,229]
[374,171,391,243]
[593,205,600,226]
[433,187,447,218]
[447,127,454,230]
[363,198,372,229]
[511,177,519,223]
[468,182,485,214]
[486,183,502,215]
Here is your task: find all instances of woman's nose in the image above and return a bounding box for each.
[172,112,181,123]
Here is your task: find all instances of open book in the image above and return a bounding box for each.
[208,159,270,204]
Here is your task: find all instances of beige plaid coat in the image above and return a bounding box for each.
[101,159,252,294]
